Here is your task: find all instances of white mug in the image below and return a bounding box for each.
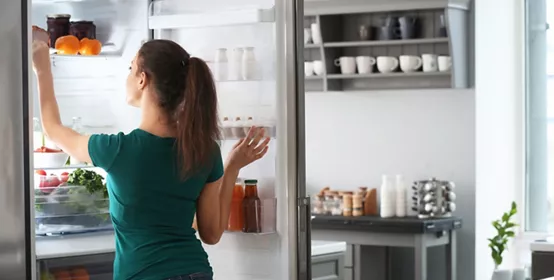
[311,23,322,44]
[334,57,356,74]
[304,61,314,76]
[355,56,376,74]
[376,56,399,73]
[399,55,422,73]
[422,54,439,72]
[304,28,312,44]
[438,55,452,72]
[313,60,325,76]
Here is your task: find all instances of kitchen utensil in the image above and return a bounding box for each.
[399,55,422,72]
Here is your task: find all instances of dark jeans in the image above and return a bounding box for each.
[165,272,212,280]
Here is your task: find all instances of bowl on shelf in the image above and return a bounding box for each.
[34,152,69,169]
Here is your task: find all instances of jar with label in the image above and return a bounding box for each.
[69,21,96,40]
[242,179,262,233]
[70,117,85,165]
[46,14,71,46]
[228,48,243,81]
[342,192,353,216]
[241,47,256,80]
[228,178,244,231]
[311,194,324,214]
[352,193,363,216]
[214,48,228,81]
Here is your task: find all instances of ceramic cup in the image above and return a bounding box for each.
[376,56,399,73]
[311,23,322,44]
[438,55,452,72]
[399,55,423,73]
[334,56,356,74]
[313,60,325,75]
[422,54,439,72]
[355,56,376,74]
[304,61,314,76]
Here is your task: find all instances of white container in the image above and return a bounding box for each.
[395,174,406,217]
[491,269,512,280]
[241,47,256,80]
[34,152,69,169]
[214,48,228,81]
[243,117,254,135]
[221,117,233,138]
[380,175,395,218]
[311,23,322,44]
[232,117,245,138]
[228,48,243,80]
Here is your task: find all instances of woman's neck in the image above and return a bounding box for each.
[138,99,175,138]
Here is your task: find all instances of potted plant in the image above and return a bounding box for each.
[488,201,518,280]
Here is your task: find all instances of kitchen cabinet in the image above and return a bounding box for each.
[303,0,471,91]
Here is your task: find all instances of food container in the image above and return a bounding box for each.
[34,170,111,236]
[69,20,96,40]
[46,14,71,46]
[34,152,69,169]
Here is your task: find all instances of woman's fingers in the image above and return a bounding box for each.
[233,138,245,149]
[248,127,265,148]
[255,146,269,160]
[253,137,270,154]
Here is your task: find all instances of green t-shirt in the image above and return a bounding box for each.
[88,129,223,280]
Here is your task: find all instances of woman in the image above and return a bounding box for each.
[32,39,270,280]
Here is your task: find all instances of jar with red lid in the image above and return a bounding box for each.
[46,14,71,46]
[70,21,96,41]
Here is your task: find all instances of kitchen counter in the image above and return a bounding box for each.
[531,238,554,280]
[35,232,346,260]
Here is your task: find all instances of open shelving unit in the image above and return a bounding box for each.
[303,0,470,92]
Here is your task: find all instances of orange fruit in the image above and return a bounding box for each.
[79,38,102,56]
[54,35,80,55]
[70,267,90,280]
[51,269,71,280]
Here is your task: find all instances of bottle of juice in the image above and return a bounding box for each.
[242,179,262,233]
[227,179,244,231]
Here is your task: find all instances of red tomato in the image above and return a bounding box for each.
[60,172,69,183]
[49,174,61,187]
[35,170,46,176]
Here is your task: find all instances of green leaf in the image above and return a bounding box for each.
[502,213,509,222]
[506,231,515,237]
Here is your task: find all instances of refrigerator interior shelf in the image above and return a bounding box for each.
[36,232,115,260]
[148,7,275,30]
[34,164,96,171]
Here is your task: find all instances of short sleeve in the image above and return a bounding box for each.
[207,144,224,183]
[88,133,124,171]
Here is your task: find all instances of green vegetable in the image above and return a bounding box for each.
[67,168,108,198]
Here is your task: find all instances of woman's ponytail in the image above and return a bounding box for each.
[175,57,220,178]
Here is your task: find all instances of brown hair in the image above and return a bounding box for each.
[136,39,220,177]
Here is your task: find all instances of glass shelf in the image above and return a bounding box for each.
[148,0,275,29]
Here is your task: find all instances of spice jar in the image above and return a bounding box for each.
[331,193,343,216]
[311,194,324,215]
[46,14,71,46]
[242,179,262,233]
[69,20,96,40]
[353,193,363,216]
[342,192,353,216]
[323,191,334,215]
[228,179,244,231]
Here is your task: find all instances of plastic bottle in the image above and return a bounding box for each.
[395,174,406,217]
[379,175,395,218]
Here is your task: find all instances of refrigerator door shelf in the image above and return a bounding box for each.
[148,4,275,29]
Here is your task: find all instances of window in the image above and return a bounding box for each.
[526,0,554,232]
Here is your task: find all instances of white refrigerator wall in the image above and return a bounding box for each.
[32,0,286,279]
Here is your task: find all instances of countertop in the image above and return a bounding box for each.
[531,237,554,252]
[35,232,346,260]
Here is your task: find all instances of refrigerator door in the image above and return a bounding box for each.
[0,0,36,279]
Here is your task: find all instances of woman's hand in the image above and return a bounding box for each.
[226,126,270,170]
[32,40,51,74]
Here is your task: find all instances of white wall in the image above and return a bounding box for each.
[305,89,475,280]
[474,0,525,277]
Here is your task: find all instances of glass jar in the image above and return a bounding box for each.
[342,192,353,216]
[331,194,343,216]
[242,179,262,233]
[69,21,96,40]
[323,191,334,215]
[46,14,71,46]
[311,194,324,215]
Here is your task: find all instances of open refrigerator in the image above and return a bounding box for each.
[0,0,310,279]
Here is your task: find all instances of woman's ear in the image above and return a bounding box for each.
[138,71,147,90]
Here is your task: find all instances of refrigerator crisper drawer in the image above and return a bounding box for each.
[35,173,112,236]
[38,253,114,280]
